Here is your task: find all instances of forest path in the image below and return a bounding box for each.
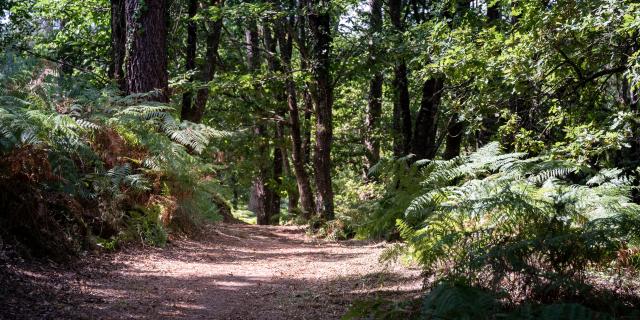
[11,224,422,319]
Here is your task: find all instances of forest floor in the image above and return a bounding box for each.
[1,224,423,319]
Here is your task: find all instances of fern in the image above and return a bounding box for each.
[393,143,640,317]
[0,52,227,256]
[111,103,232,154]
[420,283,501,320]
[419,283,621,320]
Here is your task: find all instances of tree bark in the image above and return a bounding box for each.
[250,136,270,225]
[363,0,383,177]
[307,0,334,220]
[443,116,465,160]
[110,0,126,92]
[124,0,168,101]
[412,77,442,160]
[185,0,223,123]
[487,1,500,22]
[302,93,313,165]
[180,0,198,119]
[282,150,300,214]
[296,1,313,167]
[277,12,316,218]
[245,19,260,71]
[441,0,470,159]
[246,19,272,225]
[270,125,284,224]
[264,21,283,224]
[388,0,412,157]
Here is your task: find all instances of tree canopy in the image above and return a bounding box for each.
[2,0,640,318]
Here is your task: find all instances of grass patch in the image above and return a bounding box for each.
[232,209,256,224]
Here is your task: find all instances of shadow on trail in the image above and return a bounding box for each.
[1,224,423,320]
[66,271,421,319]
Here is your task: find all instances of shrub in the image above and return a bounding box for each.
[378,143,640,317]
[0,52,226,259]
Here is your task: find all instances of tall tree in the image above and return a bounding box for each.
[307,0,334,220]
[443,0,470,159]
[246,18,272,225]
[363,0,383,177]
[181,0,198,120]
[293,0,314,167]
[270,128,284,223]
[277,3,315,217]
[110,0,126,92]
[412,77,443,160]
[411,4,442,161]
[264,19,283,223]
[124,0,168,101]
[184,0,224,123]
[388,0,412,157]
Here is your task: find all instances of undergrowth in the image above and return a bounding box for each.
[346,143,640,319]
[0,52,230,260]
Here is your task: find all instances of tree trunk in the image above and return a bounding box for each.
[277,13,316,218]
[263,20,284,224]
[185,0,223,123]
[412,77,442,160]
[388,0,412,157]
[487,1,500,22]
[246,19,271,225]
[245,19,260,71]
[307,0,334,220]
[180,0,197,119]
[302,95,313,165]
[296,3,313,167]
[264,18,287,224]
[252,122,272,226]
[477,0,501,146]
[124,0,168,101]
[110,0,126,92]
[250,146,270,225]
[270,125,284,224]
[363,0,383,177]
[441,0,469,159]
[230,172,239,210]
[443,116,465,160]
[283,149,300,214]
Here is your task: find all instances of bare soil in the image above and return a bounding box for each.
[1,224,422,319]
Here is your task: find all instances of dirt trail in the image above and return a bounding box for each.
[2,224,422,319]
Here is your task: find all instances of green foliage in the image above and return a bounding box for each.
[342,298,420,320]
[4,0,110,77]
[420,283,502,320]
[355,155,428,239]
[0,52,225,258]
[418,282,637,320]
[126,206,168,247]
[332,171,384,238]
[386,143,640,317]
[3,0,640,315]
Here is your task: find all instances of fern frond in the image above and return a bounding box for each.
[529,168,572,185]
[74,118,100,130]
[113,104,174,119]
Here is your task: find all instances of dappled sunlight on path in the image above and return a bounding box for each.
[60,224,421,319]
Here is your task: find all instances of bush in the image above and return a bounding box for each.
[0,52,226,259]
[364,143,640,318]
